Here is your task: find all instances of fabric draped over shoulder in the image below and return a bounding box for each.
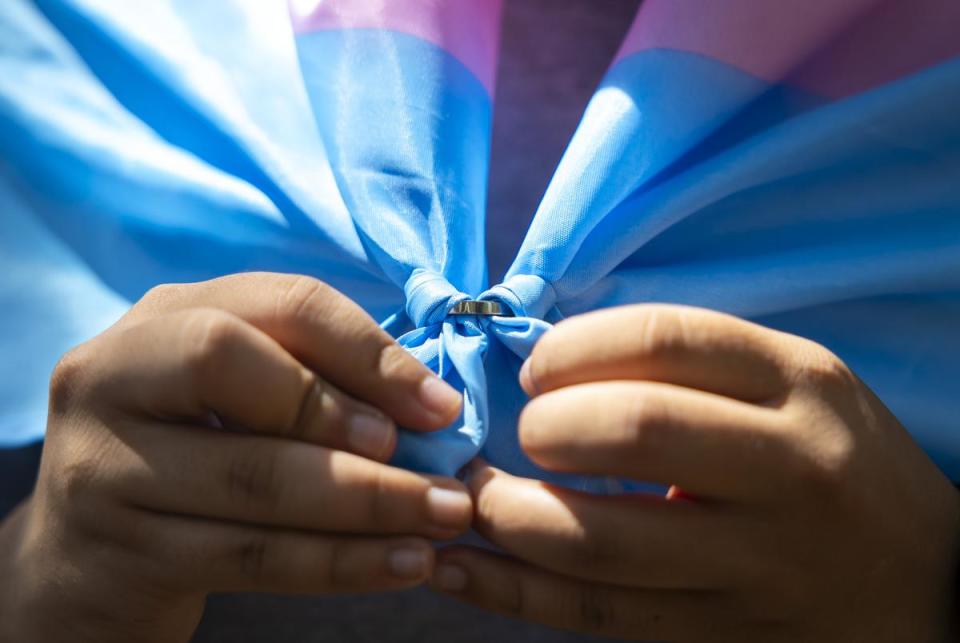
[1,0,959,487]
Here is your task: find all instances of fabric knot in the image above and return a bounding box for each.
[403,268,471,327]
[404,269,559,328]
[481,274,558,320]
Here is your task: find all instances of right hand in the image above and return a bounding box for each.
[0,273,469,643]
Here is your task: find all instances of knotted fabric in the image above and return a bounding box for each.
[2,0,960,486]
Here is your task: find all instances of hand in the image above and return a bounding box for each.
[0,273,470,643]
[430,304,960,642]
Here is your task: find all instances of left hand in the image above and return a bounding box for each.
[429,304,960,642]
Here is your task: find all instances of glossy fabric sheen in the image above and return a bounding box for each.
[1,0,959,487]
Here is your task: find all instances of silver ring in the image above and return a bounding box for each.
[448,300,508,316]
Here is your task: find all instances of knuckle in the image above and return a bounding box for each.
[275,275,335,323]
[565,528,618,570]
[376,341,413,380]
[363,467,407,529]
[794,342,855,390]
[321,539,353,589]
[289,370,325,440]
[636,307,690,361]
[182,309,244,382]
[59,456,101,505]
[235,533,271,583]
[49,344,93,414]
[575,585,618,631]
[56,439,122,517]
[225,449,283,508]
[622,388,667,453]
[140,282,180,307]
[120,282,186,328]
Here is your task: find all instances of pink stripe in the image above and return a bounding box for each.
[616,0,960,98]
[289,0,503,95]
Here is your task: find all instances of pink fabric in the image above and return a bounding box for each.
[289,0,503,95]
[616,0,960,98]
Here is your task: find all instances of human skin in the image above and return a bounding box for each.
[431,304,960,642]
[0,273,471,643]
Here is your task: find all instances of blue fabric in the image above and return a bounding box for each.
[2,1,959,489]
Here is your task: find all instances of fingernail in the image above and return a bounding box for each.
[388,546,431,579]
[519,358,535,395]
[346,412,394,459]
[418,376,461,420]
[427,487,472,529]
[432,563,468,592]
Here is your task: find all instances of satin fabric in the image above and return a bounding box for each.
[1,1,959,488]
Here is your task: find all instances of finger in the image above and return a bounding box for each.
[521,304,791,402]
[519,381,796,500]
[113,423,473,539]
[431,546,725,641]
[95,308,398,461]
[468,464,759,589]
[141,512,436,594]
[128,274,461,429]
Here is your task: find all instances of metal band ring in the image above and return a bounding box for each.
[448,300,507,316]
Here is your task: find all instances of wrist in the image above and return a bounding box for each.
[951,487,960,642]
[0,497,37,641]
[880,484,960,643]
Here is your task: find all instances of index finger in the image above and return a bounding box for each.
[522,304,790,402]
[127,273,461,430]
